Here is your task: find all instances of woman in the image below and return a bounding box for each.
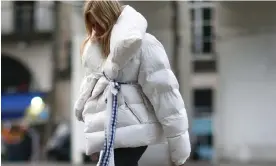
[74,1,191,166]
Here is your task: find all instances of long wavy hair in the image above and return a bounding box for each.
[81,0,122,57]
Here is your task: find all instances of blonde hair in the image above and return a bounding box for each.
[81,0,122,57]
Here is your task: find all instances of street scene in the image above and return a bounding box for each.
[1,1,276,166]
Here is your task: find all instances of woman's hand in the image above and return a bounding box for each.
[90,152,100,162]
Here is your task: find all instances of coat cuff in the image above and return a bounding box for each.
[168,131,191,166]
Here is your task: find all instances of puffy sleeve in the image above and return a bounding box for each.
[74,73,98,122]
[138,39,191,165]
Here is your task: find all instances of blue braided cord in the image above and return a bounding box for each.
[98,127,108,165]
[99,72,138,166]
[104,93,119,166]
[99,94,115,165]
[99,84,120,166]
[99,105,114,166]
[103,84,120,166]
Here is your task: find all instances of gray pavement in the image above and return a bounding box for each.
[2,163,276,166]
[2,145,275,166]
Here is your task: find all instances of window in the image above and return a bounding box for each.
[190,3,215,55]
[203,7,211,21]
[193,60,216,73]
[191,88,214,161]
[14,1,35,33]
[189,0,213,3]
[193,88,213,117]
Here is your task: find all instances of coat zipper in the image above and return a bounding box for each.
[124,101,142,124]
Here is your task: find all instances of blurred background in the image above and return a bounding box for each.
[1,1,276,166]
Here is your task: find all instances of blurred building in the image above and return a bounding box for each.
[1,1,54,93]
[1,1,72,122]
[215,1,276,163]
[188,1,216,161]
[1,1,72,160]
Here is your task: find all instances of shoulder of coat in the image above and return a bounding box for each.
[141,33,163,52]
[142,33,159,45]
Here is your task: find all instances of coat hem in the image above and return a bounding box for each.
[84,122,167,155]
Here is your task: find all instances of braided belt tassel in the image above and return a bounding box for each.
[97,82,121,166]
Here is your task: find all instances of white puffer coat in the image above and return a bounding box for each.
[74,5,190,166]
